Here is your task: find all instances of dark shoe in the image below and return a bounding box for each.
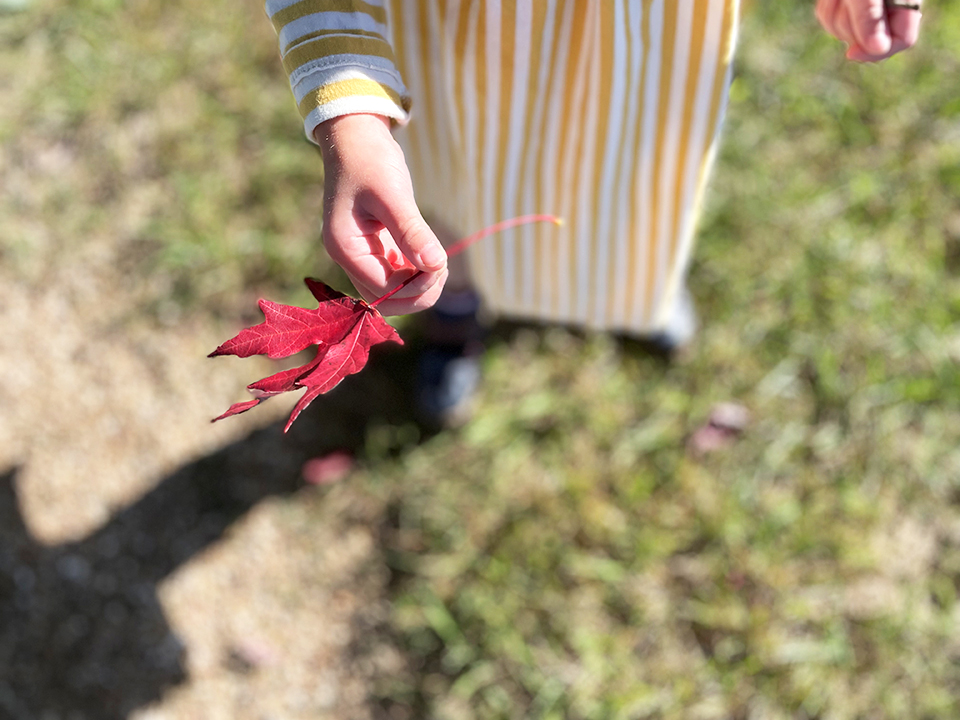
[415,290,486,428]
[416,344,483,428]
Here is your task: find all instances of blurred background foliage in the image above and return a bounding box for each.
[2,0,960,717]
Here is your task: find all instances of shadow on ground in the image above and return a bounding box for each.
[0,336,424,720]
[0,319,668,719]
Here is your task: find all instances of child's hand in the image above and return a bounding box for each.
[316,114,448,316]
[815,0,922,62]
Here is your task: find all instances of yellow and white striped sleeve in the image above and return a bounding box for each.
[264,0,412,143]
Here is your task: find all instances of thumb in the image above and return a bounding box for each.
[371,194,447,273]
[849,0,892,55]
[400,221,448,273]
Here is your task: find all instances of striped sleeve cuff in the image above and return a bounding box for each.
[265,0,411,144]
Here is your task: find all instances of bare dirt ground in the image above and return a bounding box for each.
[0,211,409,719]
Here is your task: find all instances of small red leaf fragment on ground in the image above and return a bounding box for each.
[688,402,751,456]
[302,451,355,485]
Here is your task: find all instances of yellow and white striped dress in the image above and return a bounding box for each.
[266,0,740,334]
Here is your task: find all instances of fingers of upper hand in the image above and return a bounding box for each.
[846,9,920,61]
[852,0,893,56]
[816,0,842,39]
[835,3,859,48]
[887,6,922,50]
[818,0,920,62]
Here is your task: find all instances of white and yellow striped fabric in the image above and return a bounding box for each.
[266,0,740,334]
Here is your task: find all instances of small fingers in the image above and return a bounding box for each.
[397,219,448,273]
[323,198,448,313]
[325,234,442,303]
[888,5,922,50]
[363,190,447,274]
[372,264,446,303]
[321,218,387,288]
[843,0,921,61]
[845,6,920,60]
[815,0,842,39]
[835,3,857,46]
[818,0,921,62]
[351,266,449,316]
[848,0,893,57]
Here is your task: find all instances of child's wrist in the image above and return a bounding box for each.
[315,114,393,164]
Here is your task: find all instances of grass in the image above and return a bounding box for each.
[4,0,960,717]
[0,0,338,315]
[354,3,960,718]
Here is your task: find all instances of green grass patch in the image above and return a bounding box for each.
[350,3,960,718]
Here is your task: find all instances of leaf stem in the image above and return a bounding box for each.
[369,214,562,309]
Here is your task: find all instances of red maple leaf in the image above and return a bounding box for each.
[210,215,561,432]
[209,279,401,432]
